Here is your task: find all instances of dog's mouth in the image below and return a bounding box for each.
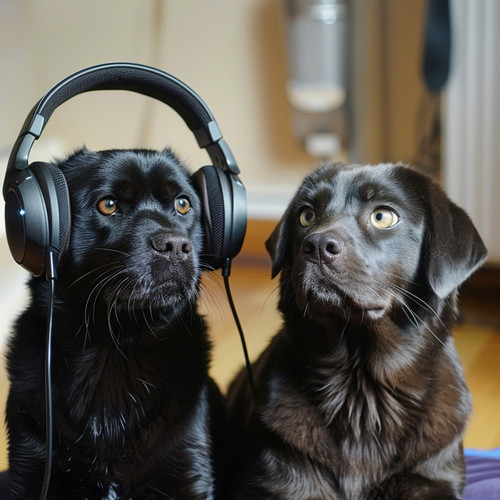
[64,249,201,318]
[295,267,389,322]
[102,261,200,313]
[302,287,386,322]
[109,277,199,312]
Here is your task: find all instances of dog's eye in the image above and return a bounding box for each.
[97,198,118,216]
[370,207,399,229]
[299,208,316,227]
[175,197,191,215]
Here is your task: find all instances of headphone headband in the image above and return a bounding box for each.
[4,62,239,195]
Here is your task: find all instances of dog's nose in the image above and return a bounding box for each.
[303,232,344,262]
[151,234,192,260]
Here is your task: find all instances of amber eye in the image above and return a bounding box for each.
[175,197,191,215]
[370,207,399,229]
[299,208,316,227]
[97,198,118,216]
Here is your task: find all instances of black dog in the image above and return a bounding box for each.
[5,148,225,499]
[226,163,487,499]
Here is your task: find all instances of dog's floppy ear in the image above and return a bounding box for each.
[426,183,487,298]
[266,207,293,279]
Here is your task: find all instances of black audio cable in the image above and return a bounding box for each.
[39,251,56,500]
[222,259,255,398]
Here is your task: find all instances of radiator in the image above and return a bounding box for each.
[443,0,500,265]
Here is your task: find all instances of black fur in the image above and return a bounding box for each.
[226,163,487,499]
[6,148,225,499]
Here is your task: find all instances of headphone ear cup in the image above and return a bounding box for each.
[4,168,48,277]
[4,162,71,277]
[192,165,227,269]
[30,163,71,269]
[192,165,246,270]
[43,164,71,262]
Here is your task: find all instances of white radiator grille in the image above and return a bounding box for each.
[444,0,500,265]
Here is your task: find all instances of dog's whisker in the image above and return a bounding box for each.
[397,287,448,330]
[366,273,448,330]
[379,273,448,327]
[126,278,142,318]
[175,305,194,335]
[338,317,349,342]
[266,282,282,304]
[94,247,131,257]
[64,262,125,292]
[388,290,452,352]
[359,278,454,353]
[198,280,225,325]
[409,313,449,351]
[74,320,92,350]
[129,279,150,326]
[343,305,352,324]
[83,266,125,303]
[396,297,423,332]
[200,269,221,287]
[303,300,311,319]
[84,276,112,325]
[147,298,155,327]
[198,253,220,273]
[136,377,157,394]
[110,276,135,326]
[184,306,196,338]
[106,294,129,360]
[140,309,158,338]
[84,269,129,330]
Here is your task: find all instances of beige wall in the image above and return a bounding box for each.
[1,0,309,193]
[1,0,426,196]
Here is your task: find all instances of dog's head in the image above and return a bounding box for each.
[55,148,204,315]
[266,163,487,323]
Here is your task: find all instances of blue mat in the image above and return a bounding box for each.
[464,449,500,499]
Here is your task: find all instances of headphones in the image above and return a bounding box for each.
[3,62,247,278]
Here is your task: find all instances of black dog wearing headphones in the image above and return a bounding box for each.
[3,63,246,499]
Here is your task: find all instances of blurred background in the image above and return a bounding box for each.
[0,0,498,469]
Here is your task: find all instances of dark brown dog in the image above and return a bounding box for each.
[6,148,225,499]
[226,163,487,499]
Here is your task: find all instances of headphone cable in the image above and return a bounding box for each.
[40,252,56,500]
[222,259,255,398]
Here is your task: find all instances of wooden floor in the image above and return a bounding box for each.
[0,258,498,471]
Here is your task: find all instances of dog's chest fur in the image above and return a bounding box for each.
[47,324,217,498]
[60,343,160,442]
[257,320,468,498]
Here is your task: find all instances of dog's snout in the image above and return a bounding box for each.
[303,232,344,262]
[151,233,192,259]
